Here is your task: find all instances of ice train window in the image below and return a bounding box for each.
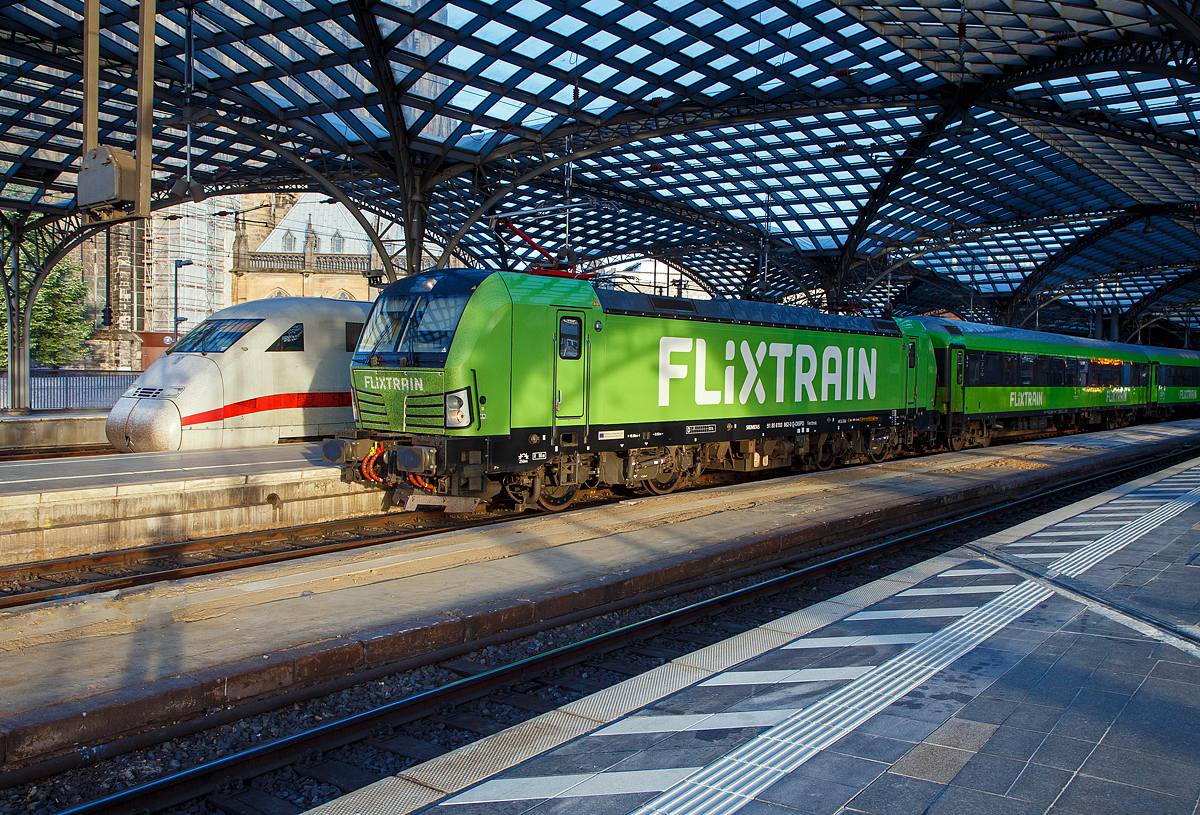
[267,322,304,352]
[171,319,263,354]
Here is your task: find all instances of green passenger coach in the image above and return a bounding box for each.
[324,268,1198,511]
[914,318,1157,448]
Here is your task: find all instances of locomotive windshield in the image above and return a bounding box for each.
[170,318,263,354]
[355,291,472,368]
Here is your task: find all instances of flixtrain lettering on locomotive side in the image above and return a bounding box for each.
[322,267,1200,512]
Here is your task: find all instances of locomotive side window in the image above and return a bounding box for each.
[345,322,364,352]
[267,323,304,352]
[558,316,582,360]
[171,318,263,354]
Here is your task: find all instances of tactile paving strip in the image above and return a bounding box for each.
[561,662,712,723]
[400,710,598,795]
[305,777,443,815]
[674,628,797,673]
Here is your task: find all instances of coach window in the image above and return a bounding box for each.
[1065,359,1078,387]
[1039,357,1053,386]
[965,351,984,386]
[1019,355,1033,385]
[984,352,1001,386]
[558,316,582,360]
[1004,354,1018,386]
[1051,358,1065,387]
[267,322,304,352]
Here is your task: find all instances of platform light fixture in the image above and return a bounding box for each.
[174,259,193,342]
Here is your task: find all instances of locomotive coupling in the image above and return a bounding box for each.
[322,437,374,465]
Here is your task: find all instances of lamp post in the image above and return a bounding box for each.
[173,259,193,342]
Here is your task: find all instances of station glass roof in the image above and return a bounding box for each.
[1,0,1199,340]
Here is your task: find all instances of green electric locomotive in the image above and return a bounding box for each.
[324,267,1200,511]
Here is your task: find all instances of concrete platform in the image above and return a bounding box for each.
[0,442,391,564]
[0,410,110,450]
[308,437,1200,815]
[1,422,1199,771]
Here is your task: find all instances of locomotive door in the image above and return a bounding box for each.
[903,338,919,418]
[947,344,967,448]
[553,311,588,430]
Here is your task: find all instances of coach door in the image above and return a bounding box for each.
[948,344,967,448]
[553,311,588,436]
[1149,362,1160,411]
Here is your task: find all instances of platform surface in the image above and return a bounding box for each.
[0,441,328,496]
[310,442,1200,815]
[2,422,1199,769]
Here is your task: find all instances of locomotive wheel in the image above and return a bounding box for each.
[816,441,837,470]
[866,433,890,463]
[949,435,965,452]
[537,483,579,511]
[644,469,682,495]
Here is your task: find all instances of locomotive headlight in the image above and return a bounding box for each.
[444,388,472,428]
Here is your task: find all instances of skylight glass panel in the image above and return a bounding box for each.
[582,30,621,51]
[399,29,442,57]
[547,15,587,37]
[444,45,484,71]
[474,20,517,44]
[617,43,652,64]
[618,10,656,31]
[511,37,553,59]
[647,58,681,76]
[715,23,750,42]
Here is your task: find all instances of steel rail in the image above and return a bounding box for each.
[0,509,508,610]
[47,441,1200,815]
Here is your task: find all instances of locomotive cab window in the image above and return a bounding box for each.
[345,322,364,352]
[266,323,304,352]
[558,316,582,360]
[356,290,472,367]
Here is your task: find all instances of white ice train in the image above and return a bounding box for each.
[106,297,372,452]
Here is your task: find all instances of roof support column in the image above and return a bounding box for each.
[350,0,424,276]
[833,97,972,311]
[1,226,29,414]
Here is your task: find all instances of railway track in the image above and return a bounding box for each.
[0,508,513,610]
[0,444,114,462]
[0,472,750,609]
[17,441,1199,815]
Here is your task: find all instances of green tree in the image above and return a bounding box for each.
[0,261,91,368]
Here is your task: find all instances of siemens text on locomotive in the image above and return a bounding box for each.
[108,297,371,452]
[323,268,1200,511]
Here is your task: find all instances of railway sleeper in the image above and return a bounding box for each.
[207,787,305,815]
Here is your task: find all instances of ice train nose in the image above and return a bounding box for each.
[106,397,182,452]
